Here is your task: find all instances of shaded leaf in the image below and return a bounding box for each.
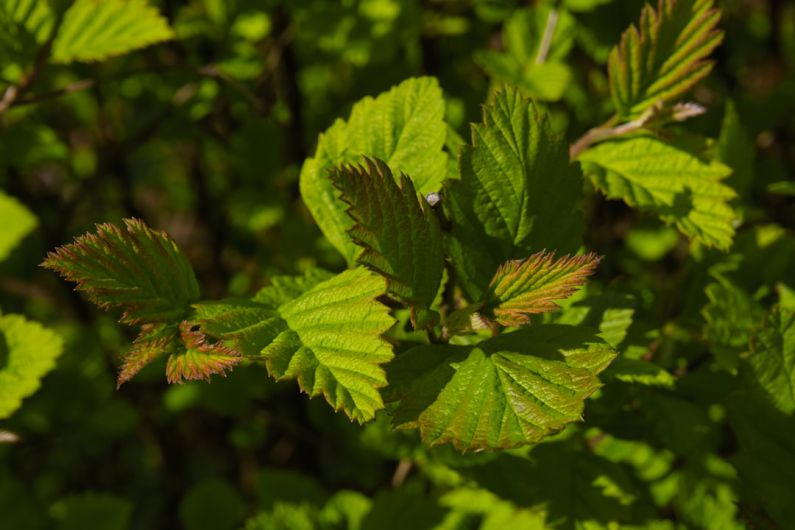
[608,0,723,118]
[330,157,444,310]
[42,218,200,325]
[578,136,736,250]
[389,325,616,450]
[52,0,174,64]
[716,100,754,200]
[483,251,600,326]
[51,492,132,530]
[300,77,447,263]
[746,307,795,415]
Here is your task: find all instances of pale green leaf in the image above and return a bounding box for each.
[299,77,447,263]
[261,268,395,423]
[482,251,600,326]
[389,325,616,450]
[445,87,584,300]
[608,0,723,118]
[330,158,444,309]
[0,190,37,262]
[0,313,64,419]
[746,307,795,415]
[42,218,201,325]
[52,0,174,64]
[578,136,736,250]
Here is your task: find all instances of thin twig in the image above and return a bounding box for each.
[535,9,559,64]
[569,117,644,159]
[14,78,96,107]
[392,458,413,487]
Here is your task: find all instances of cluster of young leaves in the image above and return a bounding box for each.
[20,0,795,527]
[46,78,615,451]
[570,0,740,251]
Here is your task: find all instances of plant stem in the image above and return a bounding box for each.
[535,8,559,64]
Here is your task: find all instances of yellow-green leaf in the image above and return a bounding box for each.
[52,0,174,64]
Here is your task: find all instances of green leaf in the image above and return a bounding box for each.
[42,218,201,325]
[728,372,795,527]
[551,291,636,348]
[244,503,317,530]
[261,268,395,423]
[52,0,174,64]
[715,100,754,200]
[0,0,54,63]
[746,307,795,415]
[0,313,64,419]
[0,190,37,262]
[191,299,283,358]
[51,492,132,530]
[482,251,601,326]
[474,6,575,101]
[179,479,245,530]
[445,87,584,300]
[604,358,675,388]
[330,158,444,310]
[300,77,447,264]
[608,0,723,118]
[578,136,736,250]
[389,325,616,450]
[702,276,763,371]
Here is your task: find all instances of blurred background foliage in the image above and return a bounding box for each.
[1,0,794,528]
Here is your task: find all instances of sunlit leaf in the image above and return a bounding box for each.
[300,77,447,264]
[52,0,174,64]
[578,136,736,250]
[0,314,63,419]
[608,0,723,118]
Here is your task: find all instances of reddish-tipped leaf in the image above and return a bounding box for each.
[42,218,200,325]
[483,251,601,326]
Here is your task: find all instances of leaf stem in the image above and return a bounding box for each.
[535,8,559,65]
